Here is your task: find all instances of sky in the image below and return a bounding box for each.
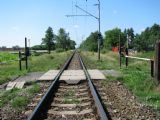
[0,0,160,47]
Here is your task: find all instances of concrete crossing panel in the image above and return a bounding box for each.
[38,70,60,81]
[88,69,106,80]
[59,70,86,84]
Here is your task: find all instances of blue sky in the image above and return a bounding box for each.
[0,0,160,47]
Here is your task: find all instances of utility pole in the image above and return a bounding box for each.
[66,0,101,60]
[25,37,28,70]
[97,0,101,60]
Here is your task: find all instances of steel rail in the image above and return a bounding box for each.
[28,51,75,120]
[78,53,110,120]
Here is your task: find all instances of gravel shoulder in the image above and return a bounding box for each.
[94,79,160,120]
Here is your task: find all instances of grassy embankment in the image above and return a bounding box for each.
[81,50,160,109]
[0,51,71,85]
[0,51,71,109]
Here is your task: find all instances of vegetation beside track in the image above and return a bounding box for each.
[0,51,71,85]
[81,51,160,109]
[0,83,40,109]
[0,52,18,62]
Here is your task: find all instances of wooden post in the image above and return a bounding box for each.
[154,42,160,83]
[25,37,28,70]
[19,51,22,70]
[151,60,154,77]
[125,48,128,67]
[119,34,122,68]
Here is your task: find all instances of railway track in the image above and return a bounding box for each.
[27,51,109,120]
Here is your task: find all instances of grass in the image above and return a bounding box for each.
[28,84,41,95]
[81,51,119,70]
[11,96,29,109]
[0,83,41,109]
[0,52,18,62]
[81,50,160,109]
[0,88,20,107]
[0,51,71,85]
[64,89,75,97]
[0,51,71,109]
[64,98,80,104]
[63,89,80,104]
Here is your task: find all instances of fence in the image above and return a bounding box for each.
[119,42,160,83]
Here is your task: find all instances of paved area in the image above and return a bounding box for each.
[38,70,60,81]
[6,72,44,90]
[88,69,106,80]
[6,69,107,89]
[59,70,86,84]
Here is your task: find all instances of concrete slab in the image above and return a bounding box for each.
[88,69,106,80]
[38,70,60,81]
[6,82,17,90]
[5,72,44,90]
[62,70,85,76]
[59,70,86,84]
[15,82,25,89]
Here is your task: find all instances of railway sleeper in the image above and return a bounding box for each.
[51,102,91,107]
[55,92,88,97]
[53,97,91,103]
[58,88,88,93]
[48,108,93,115]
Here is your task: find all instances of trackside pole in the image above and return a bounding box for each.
[119,34,122,68]
[25,37,28,70]
[19,51,22,70]
[154,42,160,83]
[125,48,128,67]
[151,60,154,77]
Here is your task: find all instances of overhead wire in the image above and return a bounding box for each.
[75,0,78,43]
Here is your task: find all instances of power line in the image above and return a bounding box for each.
[66,0,101,60]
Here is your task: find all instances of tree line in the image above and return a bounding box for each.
[80,24,160,52]
[32,27,76,53]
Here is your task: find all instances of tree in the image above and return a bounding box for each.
[42,27,55,54]
[31,45,47,50]
[104,28,126,49]
[56,28,67,50]
[79,31,99,51]
[56,28,76,50]
[133,24,160,51]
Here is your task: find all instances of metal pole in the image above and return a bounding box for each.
[98,0,101,60]
[67,0,101,60]
[25,37,28,70]
[119,34,121,68]
[19,51,22,70]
